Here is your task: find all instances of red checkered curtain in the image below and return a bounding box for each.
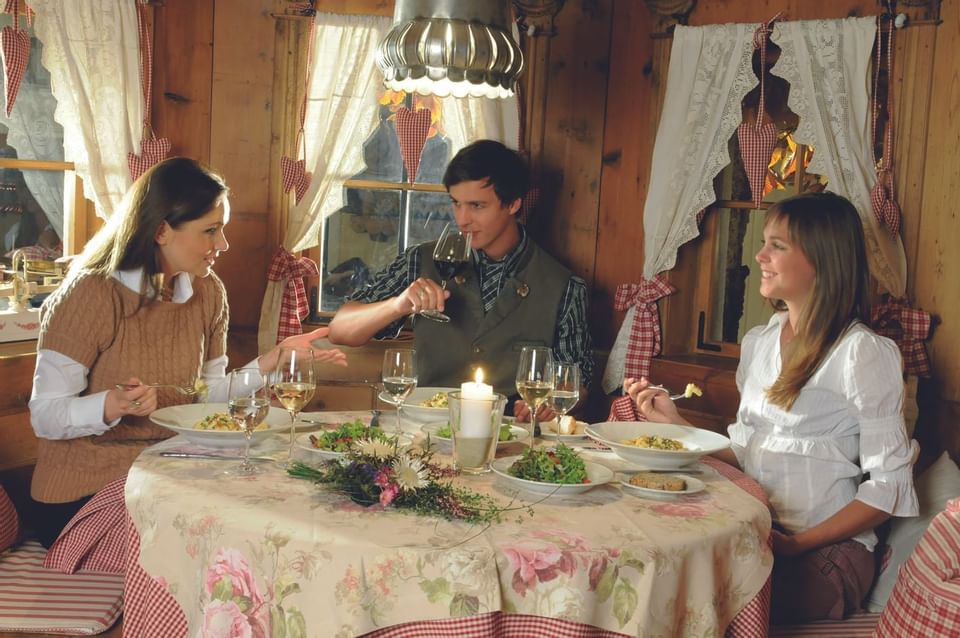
[612,276,677,383]
[127,1,170,181]
[267,248,319,343]
[870,295,934,377]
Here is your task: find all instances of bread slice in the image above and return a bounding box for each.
[628,472,686,491]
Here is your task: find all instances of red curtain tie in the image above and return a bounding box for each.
[267,248,319,343]
[614,276,677,382]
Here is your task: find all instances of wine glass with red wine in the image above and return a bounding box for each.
[420,222,471,323]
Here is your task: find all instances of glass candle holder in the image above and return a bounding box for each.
[447,390,507,474]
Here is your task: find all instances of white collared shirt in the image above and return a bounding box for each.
[728,313,919,551]
[29,268,261,440]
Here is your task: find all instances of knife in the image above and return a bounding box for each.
[159,452,276,462]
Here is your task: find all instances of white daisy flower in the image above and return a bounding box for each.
[355,438,394,460]
[392,455,428,491]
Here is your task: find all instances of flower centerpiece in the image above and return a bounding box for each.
[288,438,510,524]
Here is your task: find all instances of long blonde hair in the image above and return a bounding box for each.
[764,192,871,409]
[72,157,228,304]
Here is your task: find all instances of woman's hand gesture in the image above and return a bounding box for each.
[259,327,348,375]
[624,376,686,424]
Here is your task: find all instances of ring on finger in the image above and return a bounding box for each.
[129,400,141,409]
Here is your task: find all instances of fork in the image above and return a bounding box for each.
[115,383,200,397]
[646,385,690,401]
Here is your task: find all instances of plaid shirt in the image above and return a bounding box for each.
[350,226,595,387]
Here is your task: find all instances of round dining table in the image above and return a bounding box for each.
[122,410,773,637]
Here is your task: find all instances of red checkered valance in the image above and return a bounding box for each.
[613,276,676,382]
[267,248,319,343]
[870,295,933,378]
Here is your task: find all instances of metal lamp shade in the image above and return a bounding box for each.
[376,0,524,99]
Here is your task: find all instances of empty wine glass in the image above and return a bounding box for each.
[382,348,417,434]
[421,222,471,323]
[271,348,316,466]
[549,361,580,432]
[515,346,555,447]
[225,367,271,475]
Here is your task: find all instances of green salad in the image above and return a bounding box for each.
[435,423,515,441]
[508,444,589,484]
[309,419,388,452]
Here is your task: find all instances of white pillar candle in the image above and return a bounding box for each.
[459,368,494,438]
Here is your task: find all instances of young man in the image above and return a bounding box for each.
[328,140,593,415]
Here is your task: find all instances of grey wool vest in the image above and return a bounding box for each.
[414,238,571,397]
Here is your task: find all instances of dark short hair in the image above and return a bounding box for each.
[442,140,529,205]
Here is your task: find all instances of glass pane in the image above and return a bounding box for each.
[705,207,775,344]
[407,191,454,246]
[0,16,64,162]
[319,189,402,312]
[0,167,65,260]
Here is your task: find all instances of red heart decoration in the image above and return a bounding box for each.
[394,107,431,183]
[0,24,29,117]
[871,171,902,237]
[3,1,34,26]
[127,136,172,181]
[280,155,312,205]
[737,120,778,208]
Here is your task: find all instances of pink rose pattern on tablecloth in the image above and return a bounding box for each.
[500,529,639,628]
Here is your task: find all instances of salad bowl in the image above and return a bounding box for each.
[490,456,614,495]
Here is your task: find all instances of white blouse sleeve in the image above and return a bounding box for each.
[843,331,919,518]
[29,349,117,439]
[727,325,763,466]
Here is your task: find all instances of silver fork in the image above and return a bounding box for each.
[115,383,201,397]
[646,385,690,401]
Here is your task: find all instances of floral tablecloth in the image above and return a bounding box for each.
[124,411,773,637]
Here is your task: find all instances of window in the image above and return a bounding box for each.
[0,15,85,271]
[318,90,454,312]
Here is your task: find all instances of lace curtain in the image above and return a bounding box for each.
[771,17,906,296]
[0,34,64,238]
[257,12,519,351]
[642,23,757,278]
[31,0,142,219]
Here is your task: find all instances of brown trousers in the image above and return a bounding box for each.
[771,538,876,624]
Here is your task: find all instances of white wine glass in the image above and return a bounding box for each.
[225,367,270,476]
[272,348,316,466]
[515,346,555,448]
[382,348,417,434]
[421,222,471,323]
[549,361,580,432]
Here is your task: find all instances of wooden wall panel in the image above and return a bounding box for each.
[151,0,215,162]
[210,0,277,328]
[913,0,960,402]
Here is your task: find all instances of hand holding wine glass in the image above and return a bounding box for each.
[382,348,417,434]
[419,222,471,323]
[225,367,271,475]
[272,347,316,466]
[515,346,555,447]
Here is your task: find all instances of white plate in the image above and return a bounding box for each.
[150,403,290,449]
[586,421,730,470]
[296,430,412,462]
[420,421,530,446]
[617,472,705,500]
[539,418,590,441]
[490,456,613,495]
[398,387,459,422]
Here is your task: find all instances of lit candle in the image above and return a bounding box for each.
[459,368,494,438]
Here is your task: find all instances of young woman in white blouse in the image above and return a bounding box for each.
[627,192,918,623]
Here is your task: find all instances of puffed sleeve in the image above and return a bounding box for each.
[727,324,763,466]
[843,330,919,518]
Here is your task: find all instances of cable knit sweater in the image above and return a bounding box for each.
[31,271,228,503]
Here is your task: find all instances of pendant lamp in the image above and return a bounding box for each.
[376,0,525,99]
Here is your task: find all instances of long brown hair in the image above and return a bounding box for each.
[764,192,871,409]
[72,157,229,303]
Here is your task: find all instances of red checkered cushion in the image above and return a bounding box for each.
[0,485,18,551]
[874,498,960,637]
